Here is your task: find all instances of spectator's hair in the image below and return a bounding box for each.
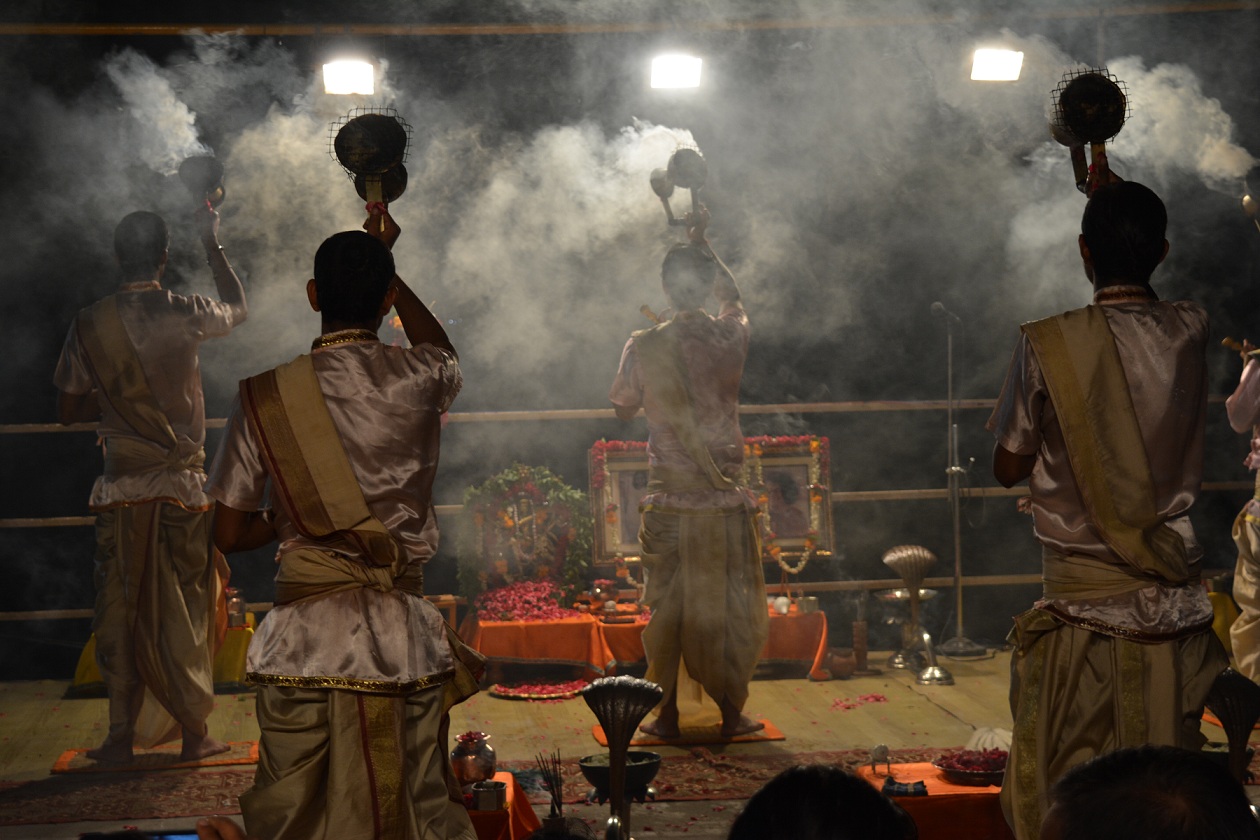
[727,764,918,840]
[660,243,716,311]
[113,211,169,279]
[1046,745,1260,840]
[1080,181,1168,284]
[313,231,396,323]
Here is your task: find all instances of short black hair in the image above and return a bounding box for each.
[661,243,716,311]
[727,764,918,840]
[1048,745,1260,840]
[1081,181,1168,283]
[313,231,395,323]
[114,211,168,278]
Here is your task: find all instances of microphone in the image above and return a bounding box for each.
[931,301,961,323]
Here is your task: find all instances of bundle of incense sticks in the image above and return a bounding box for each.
[535,747,564,818]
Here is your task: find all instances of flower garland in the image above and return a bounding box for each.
[458,464,593,608]
[744,436,831,574]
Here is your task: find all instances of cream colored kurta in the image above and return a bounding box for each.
[988,298,1213,633]
[55,287,243,510]
[206,338,462,689]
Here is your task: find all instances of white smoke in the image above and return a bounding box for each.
[104,49,209,175]
[1109,56,1256,194]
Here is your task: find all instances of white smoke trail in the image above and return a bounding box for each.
[104,49,209,175]
[1109,56,1256,195]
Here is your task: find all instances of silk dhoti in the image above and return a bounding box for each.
[639,505,768,714]
[93,502,217,748]
[1000,608,1226,840]
[242,683,476,840]
[1231,509,1260,682]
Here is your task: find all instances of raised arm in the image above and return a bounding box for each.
[195,206,247,325]
[686,206,740,307]
[1227,342,1260,433]
[364,208,455,357]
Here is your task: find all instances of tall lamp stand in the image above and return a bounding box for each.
[934,305,988,659]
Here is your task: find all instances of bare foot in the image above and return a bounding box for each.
[181,733,231,762]
[639,719,681,739]
[720,715,765,738]
[86,740,134,764]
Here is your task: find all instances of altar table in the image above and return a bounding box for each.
[461,613,617,679]
[856,763,1014,840]
[467,771,542,840]
[462,605,831,681]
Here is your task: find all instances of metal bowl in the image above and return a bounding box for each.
[578,751,661,804]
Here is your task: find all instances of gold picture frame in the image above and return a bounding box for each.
[588,440,650,562]
[588,436,834,566]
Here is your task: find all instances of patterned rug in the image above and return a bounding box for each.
[0,747,947,826]
[591,719,787,747]
[9,745,1256,825]
[0,769,255,826]
[504,745,960,803]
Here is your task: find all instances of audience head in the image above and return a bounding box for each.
[114,211,169,280]
[661,243,717,312]
[311,231,396,325]
[1080,181,1168,286]
[1042,745,1260,840]
[727,764,918,840]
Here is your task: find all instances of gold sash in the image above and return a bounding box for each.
[239,355,412,604]
[76,295,177,451]
[634,321,737,493]
[1022,307,1190,589]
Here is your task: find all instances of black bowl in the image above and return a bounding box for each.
[578,751,661,802]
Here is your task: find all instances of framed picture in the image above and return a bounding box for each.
[588,440,650,562]
[743,436,834,562]
[588,436,834,567]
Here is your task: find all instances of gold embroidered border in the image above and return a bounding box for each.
[246,669,454,696]
[1039,604,1212,644]
[90,497,213,513]
[359,694,405,839]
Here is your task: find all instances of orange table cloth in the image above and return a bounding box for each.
[467,771,542,840]
[600,605,831,680]
[461,613,616,678]
[857,763,1014,840]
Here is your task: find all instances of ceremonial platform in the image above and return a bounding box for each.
[2,647,1235,840]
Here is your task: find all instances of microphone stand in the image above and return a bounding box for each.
[935,306,987,659]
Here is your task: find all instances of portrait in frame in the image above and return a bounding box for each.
[743,436,834,561]
[588,440,650,562]
[588,436,834,565]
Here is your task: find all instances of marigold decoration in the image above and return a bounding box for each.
[458,464,593,607]
[742,435,832,573]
